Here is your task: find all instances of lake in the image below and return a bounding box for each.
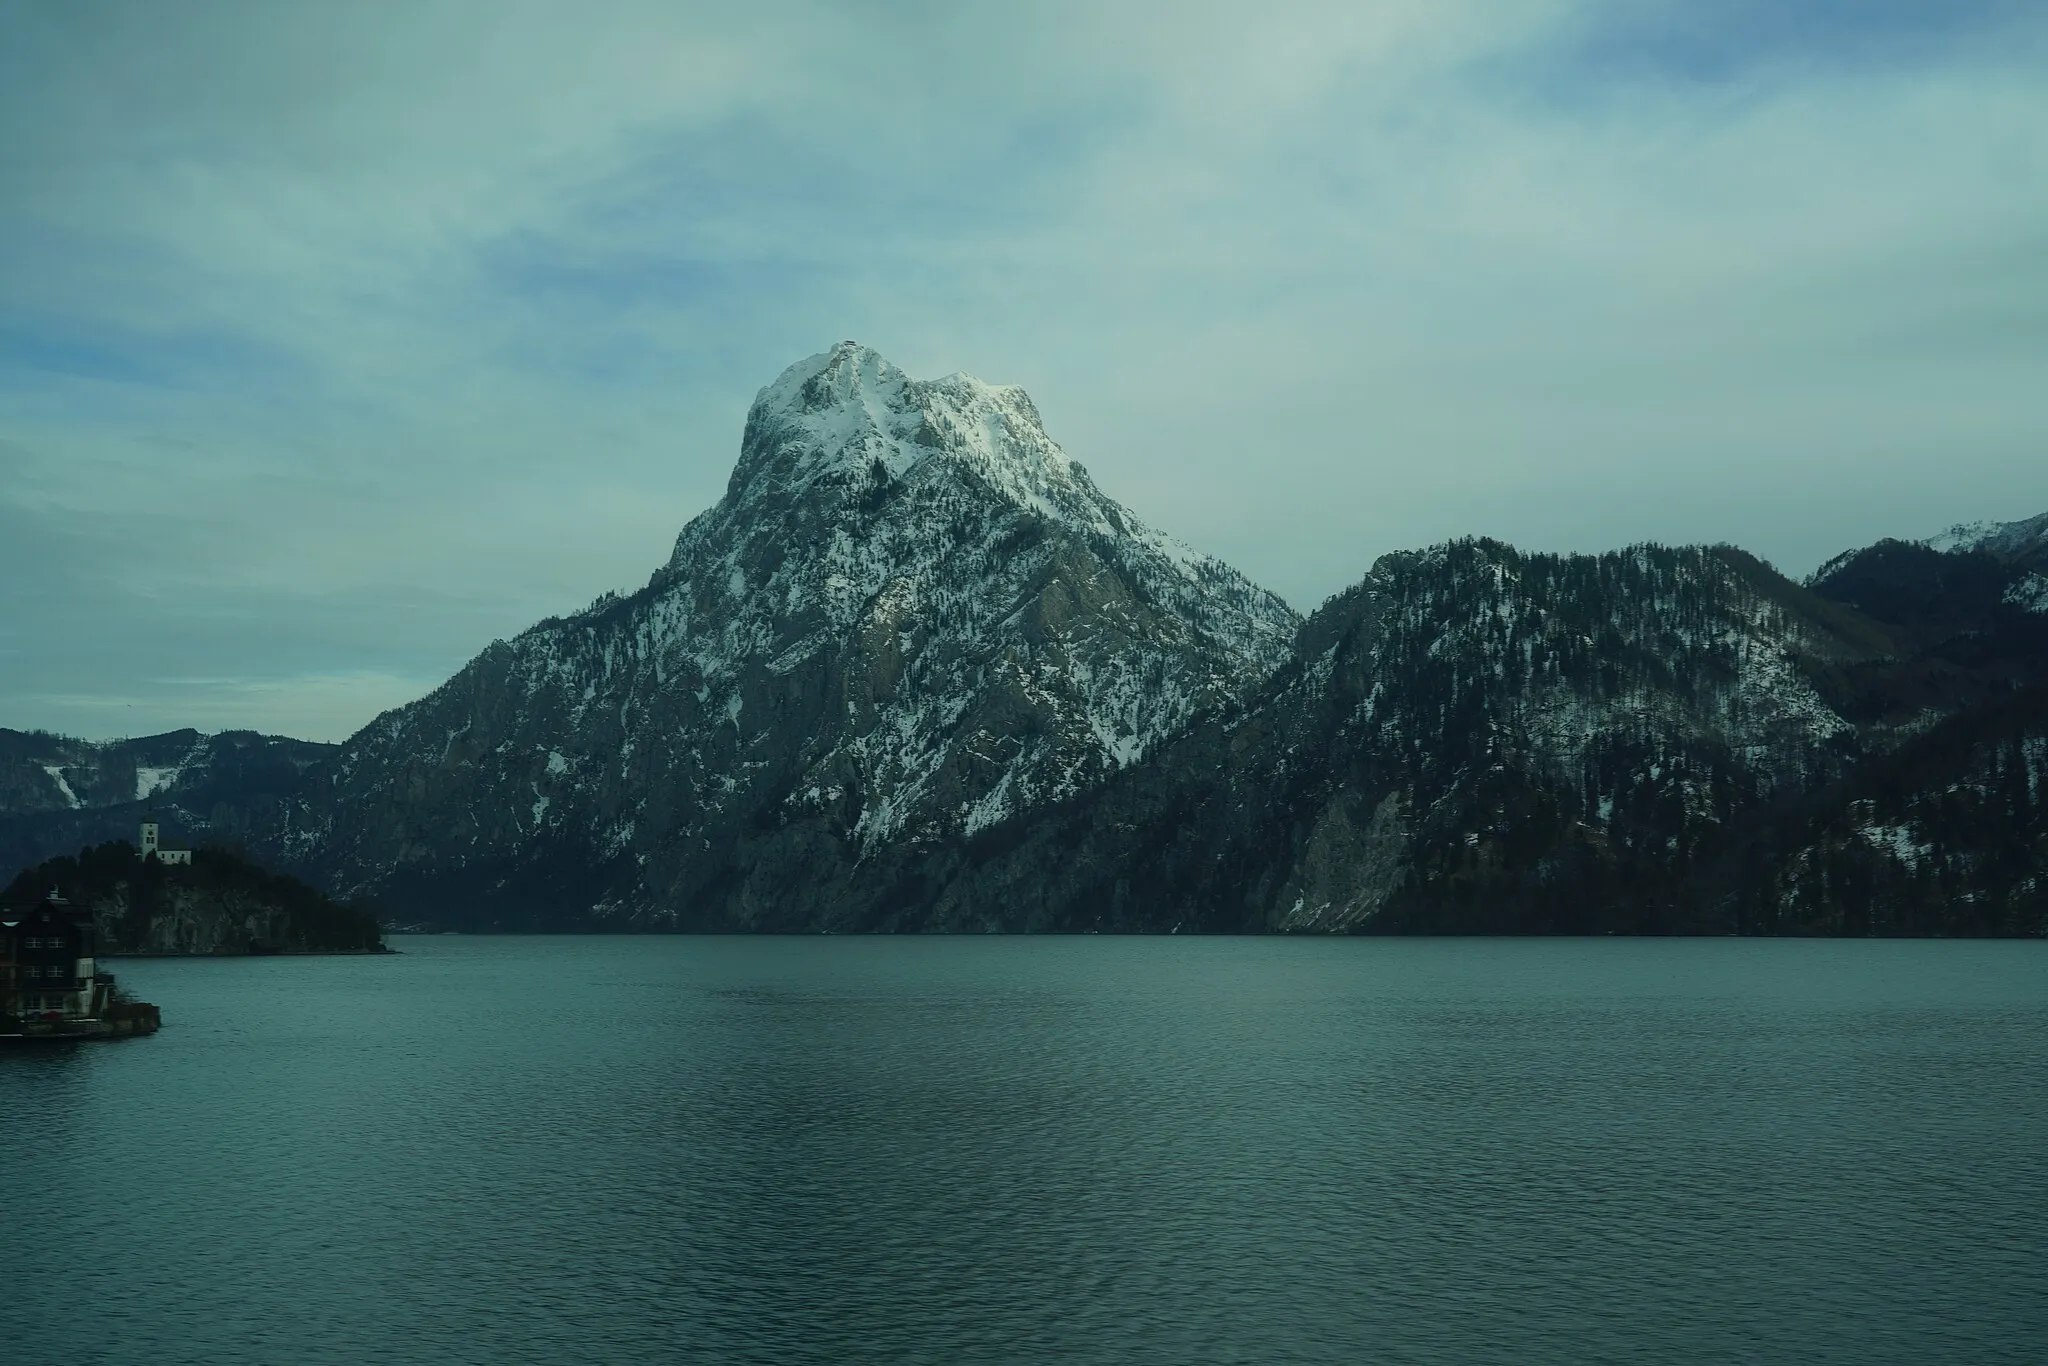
[3,936,2044,1364]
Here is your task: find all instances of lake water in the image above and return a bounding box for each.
[3,936,2044,1364]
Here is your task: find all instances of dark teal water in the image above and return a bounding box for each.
[3,937,2044,1364]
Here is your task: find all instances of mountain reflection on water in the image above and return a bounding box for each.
[5,936,2043,1365]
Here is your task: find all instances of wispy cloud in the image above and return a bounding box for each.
[3,1,2045,740]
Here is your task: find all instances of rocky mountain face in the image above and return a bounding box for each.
[276,343,1296,926]
[0,729,336,878]
[1923,510,2048,566]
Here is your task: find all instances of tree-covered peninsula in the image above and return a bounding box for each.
[3,841,387,955]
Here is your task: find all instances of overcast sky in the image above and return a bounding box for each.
[4,1,2045,743]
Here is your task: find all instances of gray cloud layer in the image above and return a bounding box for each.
[4,1,2045,740]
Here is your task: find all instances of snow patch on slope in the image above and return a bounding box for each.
[42,765,80,809]
[1857,821,1931,870]
[2003,572,2048,614]
[136,766,180,801]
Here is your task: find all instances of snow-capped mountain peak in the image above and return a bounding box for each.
[722,340,1115,539]
[290,343,1300,926]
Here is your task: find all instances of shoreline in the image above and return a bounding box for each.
[378,928,2048,941]
[103,946,399,958]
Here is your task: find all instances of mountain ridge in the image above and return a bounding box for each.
[3,345,2041,935]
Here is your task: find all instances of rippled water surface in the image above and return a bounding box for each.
[4,936,2045,1364]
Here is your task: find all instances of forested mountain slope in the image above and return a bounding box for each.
[868,540,1911,933]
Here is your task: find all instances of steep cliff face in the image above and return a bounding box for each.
[280,343,1297,926]
[93,881,365,955]
[1923,510,2048,566]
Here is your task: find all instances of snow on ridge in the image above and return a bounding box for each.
[660,340,1297,669]
[1924,510,2048,558]
[731,341,1112,533]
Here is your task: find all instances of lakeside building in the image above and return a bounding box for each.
[1,889,158,1040]
[0,891,112,1025]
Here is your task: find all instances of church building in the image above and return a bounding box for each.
[139,817,192,866]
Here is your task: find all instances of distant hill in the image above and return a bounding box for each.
[3,841,386,955]
[0,729,336,882]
